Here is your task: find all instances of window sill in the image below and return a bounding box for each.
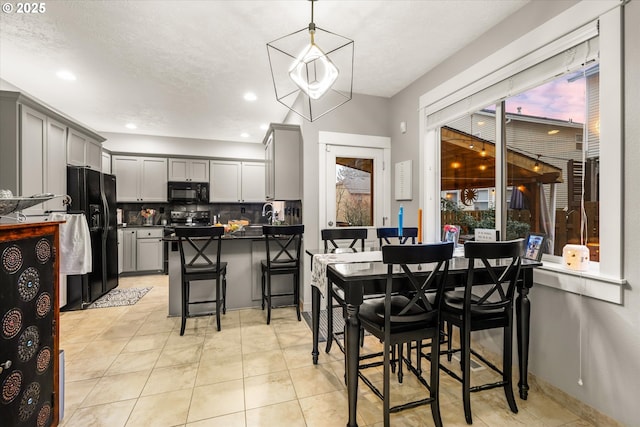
[533,260,625,304]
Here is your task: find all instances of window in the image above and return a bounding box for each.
[335,157,373,226]
[439,65,599,257]
[422,4,623,290]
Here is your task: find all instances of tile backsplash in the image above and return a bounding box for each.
[118,201,302,226]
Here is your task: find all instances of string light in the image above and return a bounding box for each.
[533,155,541,172]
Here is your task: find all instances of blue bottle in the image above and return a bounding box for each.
[398,205,404,237]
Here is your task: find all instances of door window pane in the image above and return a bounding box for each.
[335,157,373,226]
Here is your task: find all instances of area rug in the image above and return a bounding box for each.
[87,287,152,309]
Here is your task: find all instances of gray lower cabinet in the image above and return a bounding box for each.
[120,227,163,273]
[117,228,123,274]
[136,228,163,271]
[121,229,137,272]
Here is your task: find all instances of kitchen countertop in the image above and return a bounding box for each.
[163,232,266,241]
[162,224,270,240]
[118,224,165,229]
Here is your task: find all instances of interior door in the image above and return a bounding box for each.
[324,145,386,234]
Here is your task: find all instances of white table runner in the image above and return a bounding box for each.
[311,251,382,297]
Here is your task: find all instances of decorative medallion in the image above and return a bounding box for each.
[35,293,51,318]
[1,370,22,404]
[37,402,51,427]
[1,308,23,339]
[1,245,23,274]
[17,326,39,362]
[17,267,40,302]
[36,347,51,375]
[35,238,51,264]
[18,382,40,422]
[461,188,479,206]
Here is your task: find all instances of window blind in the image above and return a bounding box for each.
[423,21,599,129]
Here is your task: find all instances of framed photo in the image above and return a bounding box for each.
[524,233,546,261]
[442,224,460,247]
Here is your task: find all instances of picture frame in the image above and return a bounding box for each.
[442,224,461,247]
[524,233,546,261]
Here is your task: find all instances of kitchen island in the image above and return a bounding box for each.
[165,227,298,317]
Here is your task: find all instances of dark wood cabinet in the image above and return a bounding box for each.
[0,222,61,427]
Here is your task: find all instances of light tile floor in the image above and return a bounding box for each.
[58,275,595,427]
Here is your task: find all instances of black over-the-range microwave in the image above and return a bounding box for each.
[167,181,209,203]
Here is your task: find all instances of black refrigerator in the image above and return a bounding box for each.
[65,166,118,309]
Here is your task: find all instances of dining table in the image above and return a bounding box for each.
[307,248,541,427]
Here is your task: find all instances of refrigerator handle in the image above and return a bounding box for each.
[101,177,109,236]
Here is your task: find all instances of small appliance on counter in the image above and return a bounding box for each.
[169,210,211,226]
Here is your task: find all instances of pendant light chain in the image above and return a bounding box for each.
[309,0,316,44]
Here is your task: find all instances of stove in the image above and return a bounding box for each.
[169,210,211,226]
[163,210,211,274]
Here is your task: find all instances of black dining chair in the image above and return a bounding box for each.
[358,242,454,427]
[261,224,304,325]
[439,239,525,424]
[376,227,418,246]
[376,226,420,375]
[174,226,227,335]
[320,228,368,353]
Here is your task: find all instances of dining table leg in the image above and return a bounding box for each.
[312,286,320,365]
[516,269,532,400]
[345,303,360,427]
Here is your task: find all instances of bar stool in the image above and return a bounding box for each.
[174,226,227,335]
[261,224,304,324]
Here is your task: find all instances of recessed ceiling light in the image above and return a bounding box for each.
[56,70,76,81]
[240,132,250,138]
[260,123,269,131]
[125,123,137,129]
[548,129,560,135]
[244,92,257,102]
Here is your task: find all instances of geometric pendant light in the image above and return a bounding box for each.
[267,0,354,122]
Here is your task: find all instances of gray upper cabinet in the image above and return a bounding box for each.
[0,91,104,216]
[168,158,209,182]
[263,123,302,200]
[112,155,168,202]
[210,160,265,202]
[102,151,112,174]
[67,127,102,170]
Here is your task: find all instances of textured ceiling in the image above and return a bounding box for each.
[0,1,528,143]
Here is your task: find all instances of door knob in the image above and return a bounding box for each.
[328,221,334,226]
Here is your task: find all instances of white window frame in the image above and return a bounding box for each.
[419,2,625,303]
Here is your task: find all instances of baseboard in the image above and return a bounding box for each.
[528,375,624,427]
[446,331,622,426]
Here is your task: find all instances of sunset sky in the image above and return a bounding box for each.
[505,71,586,124]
